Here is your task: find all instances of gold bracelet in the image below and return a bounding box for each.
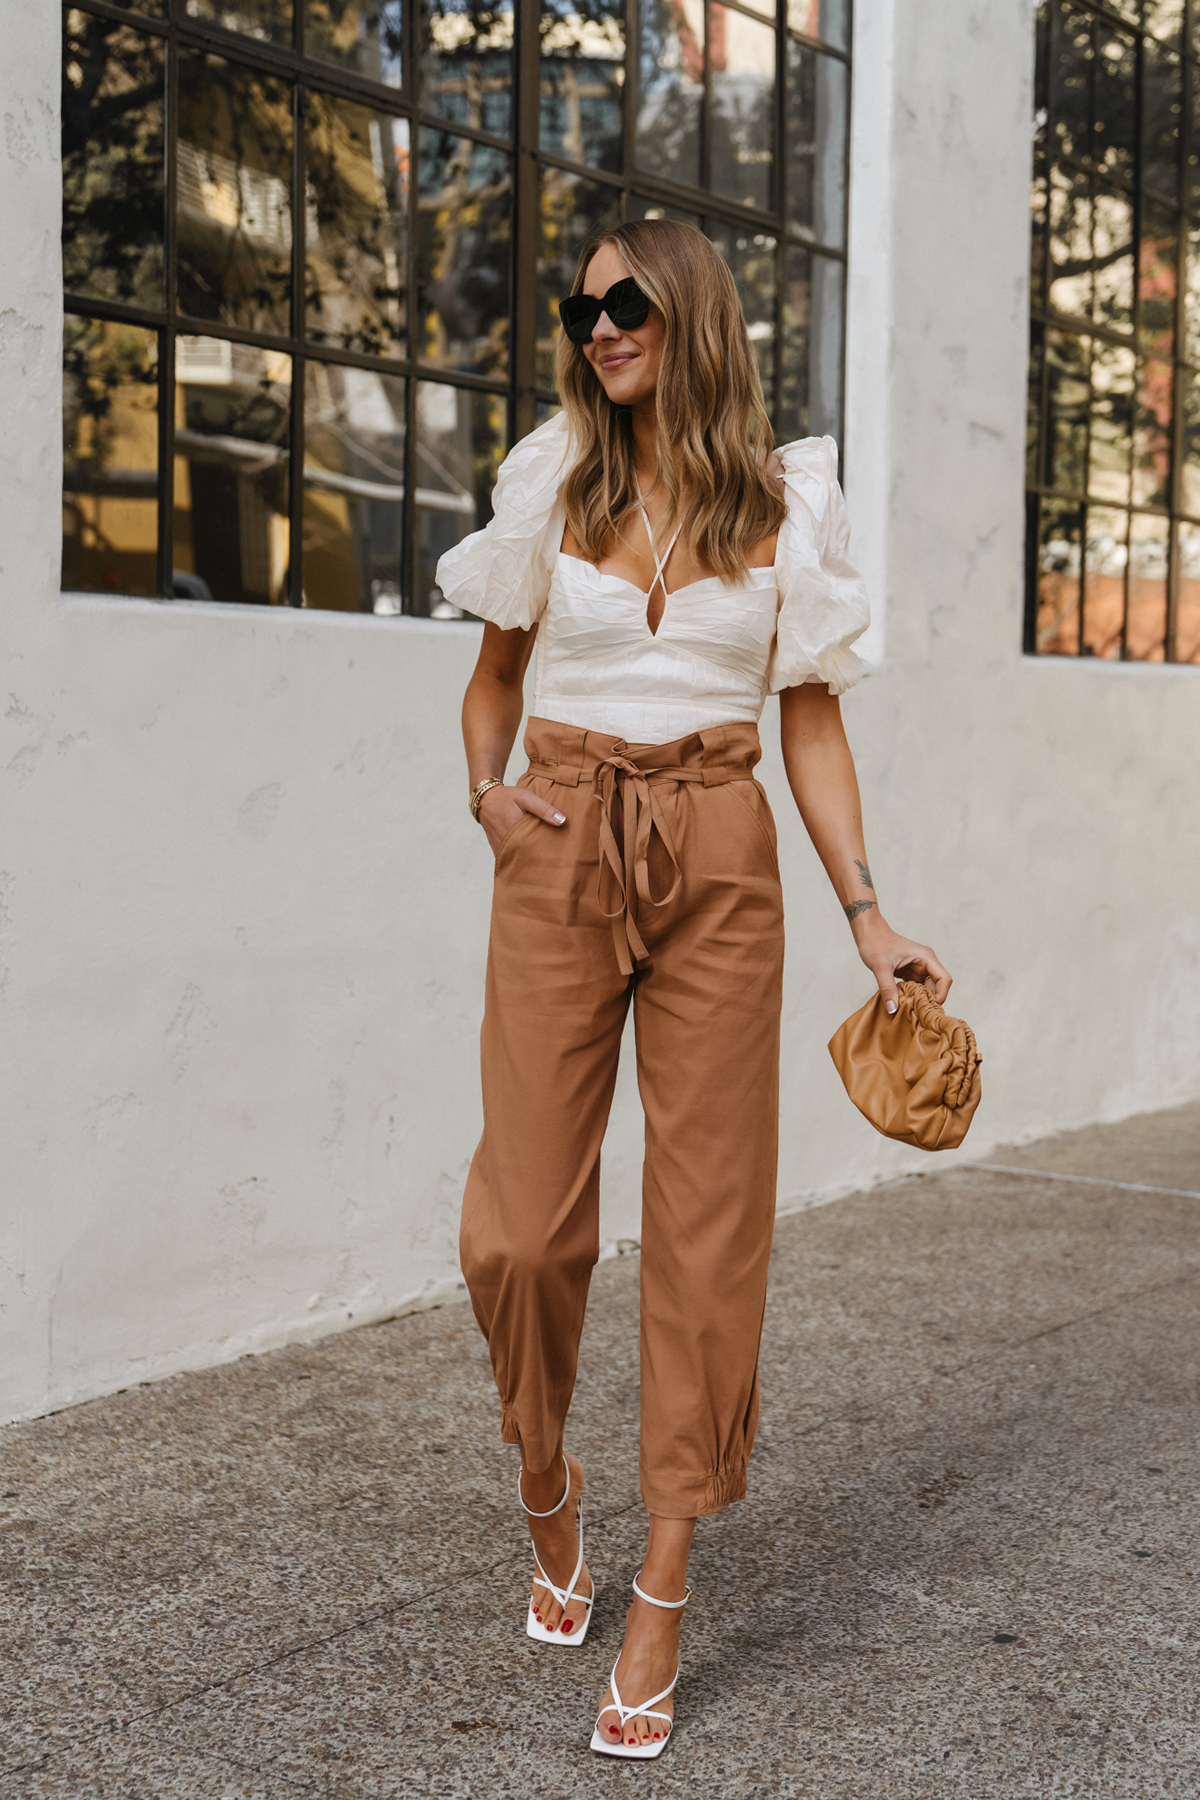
[469,776,504,822]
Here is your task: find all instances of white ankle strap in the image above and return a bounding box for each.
[631,1571,691,1610]
[517,1453,571,1518]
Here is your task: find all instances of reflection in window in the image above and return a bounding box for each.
[185,0,293,44]
[787,0,849,51]
[303,361,406,612]
[787,39,847,248]
[176,54,293,335]
[707,221,777,413]
[62,317,159,596]
[711,6,775,213]
[421,0,514,137]
[417,131,511,375]
[635,0,704,189]
[307,96,408,356]
[537,168,622,387]
[539,0,624,173]
[1027,0,1198,662]
[62,14,163,308]
[779,246,844,441]
[173,336,291,605]
[308,1,403,87]
[416,381,506,617]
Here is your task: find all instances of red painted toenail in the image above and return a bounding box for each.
[561,1620,574,1632]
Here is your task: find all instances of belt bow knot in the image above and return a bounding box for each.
[592,744,685,978]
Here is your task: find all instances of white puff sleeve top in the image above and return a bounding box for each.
[435,416,870,743]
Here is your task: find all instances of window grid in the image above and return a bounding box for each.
[1026,0,1200,663]
[62,0,852,615]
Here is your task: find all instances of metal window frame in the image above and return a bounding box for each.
[63,0,853,611]
[1025,0,1199,663]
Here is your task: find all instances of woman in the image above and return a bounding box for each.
[437,220,950,1759]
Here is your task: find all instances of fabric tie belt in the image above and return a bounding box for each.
[527,740,755,978]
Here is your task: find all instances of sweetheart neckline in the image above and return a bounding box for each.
[553,551,778,603]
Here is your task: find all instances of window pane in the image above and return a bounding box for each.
[635,0,704,188]
[306,98,408,356]
[1047,165,1092,320]
[185,0,293,44]
[421,0,514,136]
[786,1,849,51]
[627,197,702,226]
[539,0,625,173]
[1125,512,1169,658]
[1185,221,1200,361]
[1033,496,1083,653]
[1082,503,1127,655]
[303,362,406,612]
[537,168,621,388]
[1087,338,1134,503]
[786,42,847,249]
[1092,20,1137,183]
[1142,34,1182,202]
[1044,330,1090,496]
[1145,0,1183,47]
[307,2,403,87]
[174,337,291,604]
[176,54,293,334]
[779,245,843,442]
[417,132,511,375]
[708,221,777,415]
[1027,321,1045,487]
[1179,379,1200,515]
[1138,204,1177,356]
[1133,357,1173,506]
[1176,522,1200,660]
[415,381,506,617]
[711,6,776,213]
[62,16,163,308]
[1052,3,1094,167]
[62,317,159,596]
[1092,185,1134,334]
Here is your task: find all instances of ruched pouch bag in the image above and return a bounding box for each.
[827,980,983,1152]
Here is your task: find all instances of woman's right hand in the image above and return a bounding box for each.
[477,783,567,858]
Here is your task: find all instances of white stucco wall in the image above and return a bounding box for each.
[3,0,1198,1425]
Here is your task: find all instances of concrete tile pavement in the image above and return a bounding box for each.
[2,1102,1198,1797]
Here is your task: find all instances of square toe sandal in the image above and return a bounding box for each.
[518,1454,595,1646]
[589,1573,691,1759]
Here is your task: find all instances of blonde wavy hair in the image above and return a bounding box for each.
[555,220,785,584]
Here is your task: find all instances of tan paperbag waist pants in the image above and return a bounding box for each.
[461,716,785,1518]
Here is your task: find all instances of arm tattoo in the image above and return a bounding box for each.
[844,899,877,923]
[855,859,875,890]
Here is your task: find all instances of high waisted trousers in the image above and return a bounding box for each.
[461,716,785,1518]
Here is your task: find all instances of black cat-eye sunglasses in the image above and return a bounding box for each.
[557,277,652,345]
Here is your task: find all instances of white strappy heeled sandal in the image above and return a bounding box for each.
[517,1454,595,1645]
[589,1572,691,1758]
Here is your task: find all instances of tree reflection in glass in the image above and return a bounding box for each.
[711,5,775,213]
[418,131,511,375]
[62,317,159,596]
[307,96,408,356]
[173,337,291,604]
[308,1,403,87]
[706,220,776,414]
[416,380,506,616]
[635,0,704,188]
[303,361,406,612]
[779,244,843,441]
[421,0,514,136]
[786,0,849,51]
[539,0,624,173]
[537,167,621,387]
[184,0,293,45]
[62,14,164,308]
[177,53,293,334]
[786,39,846,248]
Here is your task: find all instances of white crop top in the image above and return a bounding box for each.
[435,412,870,743]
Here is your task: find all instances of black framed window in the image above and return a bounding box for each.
[1027,0,1200,663]
[62,0,851,615]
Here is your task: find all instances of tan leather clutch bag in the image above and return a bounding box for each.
[828,980,982,1151]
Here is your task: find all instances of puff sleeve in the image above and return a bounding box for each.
[434,412,571,630]
[768,436,870,696]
